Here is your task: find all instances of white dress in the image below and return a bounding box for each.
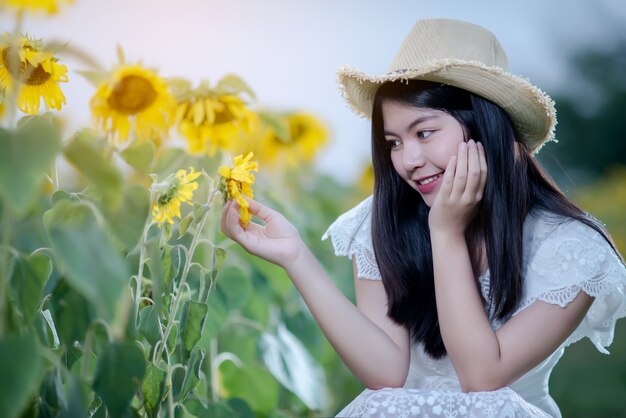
[322,195,626,418]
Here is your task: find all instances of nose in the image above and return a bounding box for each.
[402,141,426,170]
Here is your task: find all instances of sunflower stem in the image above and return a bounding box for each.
[133,213,153,325]
[154,181,219,366]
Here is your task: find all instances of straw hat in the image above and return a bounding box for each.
[337,18,556,153]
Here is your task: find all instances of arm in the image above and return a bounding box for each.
[221,199,410,388]
[428,140,593,392]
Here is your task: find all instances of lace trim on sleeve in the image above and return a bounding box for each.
[511,218,626,354]
[321,195,382,280]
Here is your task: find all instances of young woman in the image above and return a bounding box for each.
[221,19,626,417]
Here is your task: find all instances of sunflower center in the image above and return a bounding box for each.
[107,74,158,115]
[289,121,306,142]
[157,184,179,206]
[1,47,51,86]
[214,106,236,124]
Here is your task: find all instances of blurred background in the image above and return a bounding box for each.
[1,0,625,416]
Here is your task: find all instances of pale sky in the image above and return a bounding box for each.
[2,0,625,183]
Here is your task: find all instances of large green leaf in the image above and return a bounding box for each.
[58,377,90,418]
[0,114,61,212]
[120,139,155,173]
[9,253,52,325]
[92,342,146,418]
[214,265,252,310]
[177,346,205,402]
[259,323,329,411]
[102,184,150,251]
[50,279,94,349]
[43,200,129,322]
[62,130,123,208]
[180,301,208,354]
[137,305,162,346]
[219,362,279,415]
[141,363,166,418]
[0,334,44,418]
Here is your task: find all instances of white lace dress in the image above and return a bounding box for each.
[322,195,626,418]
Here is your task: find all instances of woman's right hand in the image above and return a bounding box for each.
[220,198,303,269]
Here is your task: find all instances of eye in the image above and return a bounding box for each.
[385,139,401,149]
[417,130,434,140]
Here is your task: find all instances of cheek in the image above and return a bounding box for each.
[435,140,463,164]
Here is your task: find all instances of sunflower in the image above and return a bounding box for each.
[90,64,176,145]
[0,33,68,114]
[1,0,73,14]
[250,111,328,168]
[172,77,257,157]
[218,152,258,228]
[151,167,202,225]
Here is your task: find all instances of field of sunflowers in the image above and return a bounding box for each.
[0,1,369,417]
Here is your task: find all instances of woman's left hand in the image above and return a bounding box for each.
[428,139,487,235]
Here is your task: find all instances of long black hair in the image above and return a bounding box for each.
[371,80,619,359]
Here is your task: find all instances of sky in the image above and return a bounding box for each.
[2,0,625,184]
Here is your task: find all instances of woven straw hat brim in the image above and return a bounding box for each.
[337,58,557,154]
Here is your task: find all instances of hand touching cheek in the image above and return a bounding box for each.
[428,140,487,235]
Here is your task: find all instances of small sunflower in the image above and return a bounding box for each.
[218,152,258,228]
[151,167,202,225]
[0,33,68,114]
[172,77,256,157]
[1,0,73,14]
[90,64,176,144]
[250,111,328,168]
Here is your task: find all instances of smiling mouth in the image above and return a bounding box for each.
[417,173,443,185]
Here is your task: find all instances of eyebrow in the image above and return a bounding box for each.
[383,114,439,136]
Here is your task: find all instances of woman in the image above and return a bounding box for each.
[222,19,626,417]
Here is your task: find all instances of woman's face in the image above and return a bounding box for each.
[382,100,466,207]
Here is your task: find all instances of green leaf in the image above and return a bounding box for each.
[92,342,146,418]
[215,73,256,100]
[211,246,227,281]
[9,253,52,325]
[58,377,90,418]
[234,246,291,298]
[141,363,166,418]
[178,346,205,402]
[178,213,194,238]
[50,279,94,349]
[226,398,254,418]
[44,200,129,322]
[138,305,162,346]
[62,130,123,208]
[214,265,252,310]
[102,184,150,251]
[166,323,178,354]
[0,114,62,212]
[259,323,329,410]
[180,301,208,354]
[120,139,155,173]
[0,334,44,418]
[219,362,279,415]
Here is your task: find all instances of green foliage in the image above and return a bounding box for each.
[0,334,43,418]
[0,112,360,418]
[0,114,61,213]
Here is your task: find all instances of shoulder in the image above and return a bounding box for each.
[523,210,621,280]
[322,195,381,280]
[520,209,626,353]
